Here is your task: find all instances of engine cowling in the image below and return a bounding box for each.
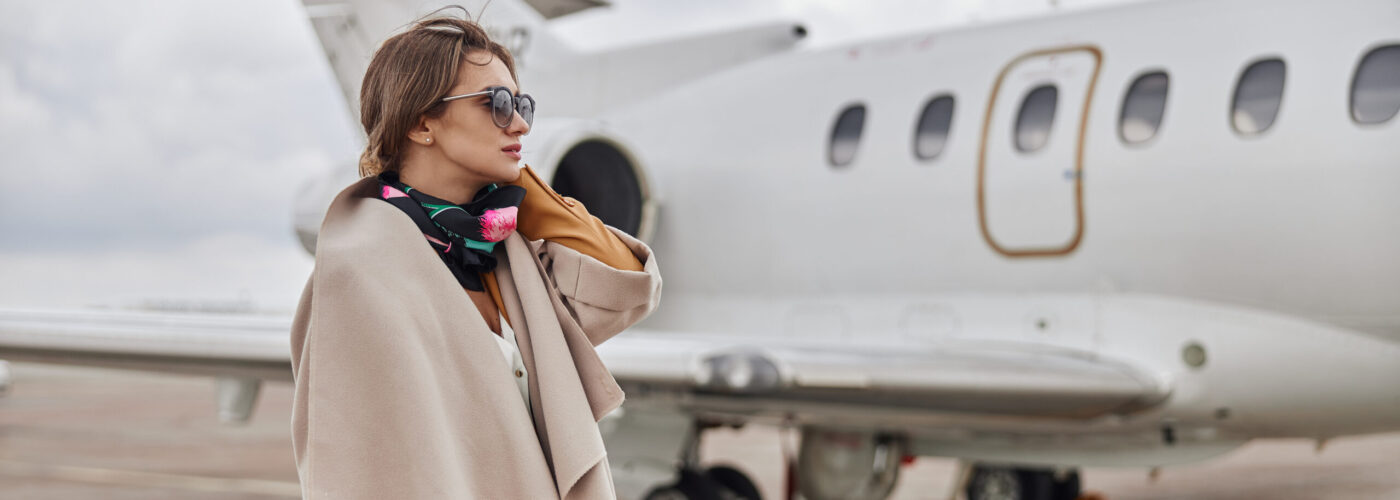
[521,118,657,242]
[797,427,905,500]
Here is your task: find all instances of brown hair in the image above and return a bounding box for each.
[358,12,518,177]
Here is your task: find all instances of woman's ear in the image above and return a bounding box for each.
[409,116,434,146]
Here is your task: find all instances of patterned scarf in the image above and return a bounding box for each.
[376,171,526,291]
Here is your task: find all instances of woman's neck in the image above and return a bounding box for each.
[396,158,491,205]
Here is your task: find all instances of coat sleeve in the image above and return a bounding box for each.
[508,164,662,345]
[536,226,662,346]
[509,164,644,272]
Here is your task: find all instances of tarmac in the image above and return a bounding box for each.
[1,362,1397,499]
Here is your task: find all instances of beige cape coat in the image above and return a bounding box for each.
[290,177,662,499]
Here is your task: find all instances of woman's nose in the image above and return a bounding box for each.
[508,110,530,136]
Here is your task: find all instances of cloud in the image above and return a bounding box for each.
[0,0,361,308]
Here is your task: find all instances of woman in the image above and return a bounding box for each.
[289,14,662,499]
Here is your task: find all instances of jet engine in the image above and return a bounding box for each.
[797,427,905,500]
[519,118,657,242]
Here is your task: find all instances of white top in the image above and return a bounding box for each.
[491,319,531,412]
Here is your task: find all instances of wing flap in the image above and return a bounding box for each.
[599,332,1170,421]
[0,308,291,381]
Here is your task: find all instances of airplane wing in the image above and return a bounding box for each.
[0,308,292,424]
[598,331,1170,428]
[0,308,290,382]
[0,307,1169,428]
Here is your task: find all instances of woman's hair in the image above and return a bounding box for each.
[358,11,519,177]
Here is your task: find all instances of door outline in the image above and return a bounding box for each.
[977,45,1103,258]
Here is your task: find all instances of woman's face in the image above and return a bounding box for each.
[424,50,530,185]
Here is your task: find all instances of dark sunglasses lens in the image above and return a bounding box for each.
[518,95,534,127]
[491,89,513,127]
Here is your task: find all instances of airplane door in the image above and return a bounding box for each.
[978,47,1101,257]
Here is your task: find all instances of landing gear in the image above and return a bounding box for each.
[1051,470,1081,500]
[0,360,11,397]
[795,428,904,500]
[965,465,1081,500]
[628,413,763,500]
[642,465,762,500]
[707,465,763,500]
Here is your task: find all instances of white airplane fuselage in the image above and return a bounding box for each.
[505,0,1400,466]
[288,0,1400,469]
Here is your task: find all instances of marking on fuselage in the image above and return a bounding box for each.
[977,45,1102,258]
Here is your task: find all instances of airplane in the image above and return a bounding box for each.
[3,0,1399,499]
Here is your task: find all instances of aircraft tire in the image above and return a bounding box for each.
[1051,470,1082,500]
[643,468,729,500]
[965,466,1054,500]
[706,464,762,500]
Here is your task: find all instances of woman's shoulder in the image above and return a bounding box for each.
[311,177,415,275]
[310,176,462,299]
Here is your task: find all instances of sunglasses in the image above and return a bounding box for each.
[440,86,535,129]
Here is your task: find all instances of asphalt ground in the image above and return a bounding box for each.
[1,362,1396,499]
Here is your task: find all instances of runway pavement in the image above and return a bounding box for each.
[1,362,1396,499]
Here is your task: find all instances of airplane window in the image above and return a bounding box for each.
[1120,71,1169,144]
[829,104,866,167]
[551,140,645,236]
[914,95,955,160]
[1014,85,1057,153]
[1231,58,1286,134]
[1351,44,1400,125]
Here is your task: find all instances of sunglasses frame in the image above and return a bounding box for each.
[440,86,535,129]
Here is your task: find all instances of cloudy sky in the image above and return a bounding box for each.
[0,0,360,313]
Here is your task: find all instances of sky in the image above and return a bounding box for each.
[0,0,361,313]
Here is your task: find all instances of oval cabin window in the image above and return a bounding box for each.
[914,95,955,160]
[1120,71,1169,144]
[829,104,866,167]
[1014,85,1058,153]
[1351,44,1400,125]
[1231,58,1286,135]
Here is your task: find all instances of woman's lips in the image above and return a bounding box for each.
[502,144,521,160]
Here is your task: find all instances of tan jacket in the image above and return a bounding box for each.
[290,174,662,499]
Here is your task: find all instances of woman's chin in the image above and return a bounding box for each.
[495,164,523,184]
[457,162,520,185]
